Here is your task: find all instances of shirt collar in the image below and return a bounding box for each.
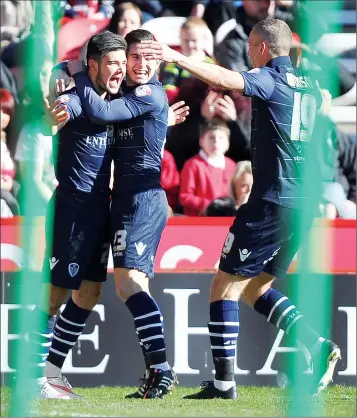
[266,56,292,68]
[199,149,226,169]
[123,74,160,91]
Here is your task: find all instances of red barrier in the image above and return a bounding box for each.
[1,217,356,274]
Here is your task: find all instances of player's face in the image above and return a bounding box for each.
[96,50,127,95]
[248,31,264,68]
[126,43,161,85]
[180,27,207,58]
[200,128,229,157]
[233,172,253,207]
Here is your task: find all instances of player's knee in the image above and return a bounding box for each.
[49,285,69,315]
[241,273,275,306]
[114,268,149,302]
[72,281,102,310]
[210,270,246,302]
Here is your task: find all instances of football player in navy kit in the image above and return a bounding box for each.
[138,18,341,399]
[67,29,177,399]
[35,31,127,399]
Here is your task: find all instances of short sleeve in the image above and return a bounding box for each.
[122,85,166,118]
[240,68,275,100]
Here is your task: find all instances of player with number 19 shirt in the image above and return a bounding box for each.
[219,55,321,278]
[137,18,341,400]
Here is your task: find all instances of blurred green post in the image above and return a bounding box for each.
[9,1,60,416]
[287,1,341,416]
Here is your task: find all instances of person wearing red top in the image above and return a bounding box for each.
[180,119,236,216]
[0,88,19,216]
[161,149,180,213]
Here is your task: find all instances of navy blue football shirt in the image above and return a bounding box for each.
[54,89,114,195]
[73,72,169,194]
[241,56,322,209]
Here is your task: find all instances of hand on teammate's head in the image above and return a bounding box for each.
[136,41,180,63]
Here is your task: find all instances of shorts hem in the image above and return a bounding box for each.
[113,265,153,278]
[219,264,260,279]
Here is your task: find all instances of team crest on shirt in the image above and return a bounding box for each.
[248,68,261,74]
[68,263,79,277]
[135,85,152,97]
[58,94,70,103]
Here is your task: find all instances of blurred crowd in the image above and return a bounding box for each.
[0,0,356,219]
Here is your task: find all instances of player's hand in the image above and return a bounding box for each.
[67,59,86,76]
[43,98,69,132]
[137,41,181,63]
[213,95,237,122]
[168,101,190,126]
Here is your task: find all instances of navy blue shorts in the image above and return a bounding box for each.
[43,190,110,290]
[111,188,168,278]
[219,199,311,279]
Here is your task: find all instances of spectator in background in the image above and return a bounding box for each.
[160,1,197,17]
[230,160,252,209]
[215,0,293,72]
[162,17,213,105]
[12,34,56,216]
[0,60,18,104]
[114,0,163,22]
[200,88,251,162]
[0,88,19,216]
[161,149,180,215]
[191,0,237,36]
[0,0,34,52]
[108,2,142,37]
[162,17,214,170]
[2,34,54,157]
[15,114,57,216]
[179,120,236,216]
[61,0,114,20]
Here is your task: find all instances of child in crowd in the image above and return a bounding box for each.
[179,119,236,216]
[161,149,180,215]
[161,16,213,105]
[230,160,253,209]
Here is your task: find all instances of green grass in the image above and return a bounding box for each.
[1,385,355,417]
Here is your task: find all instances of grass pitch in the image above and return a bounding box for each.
[1,385,355,417]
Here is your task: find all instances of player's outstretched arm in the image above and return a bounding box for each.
[72,70,133,124]
[137,41,246,93]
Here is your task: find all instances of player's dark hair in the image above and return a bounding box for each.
[253,18,292,57]
[125,29,154,50]
[86,30,127,63]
